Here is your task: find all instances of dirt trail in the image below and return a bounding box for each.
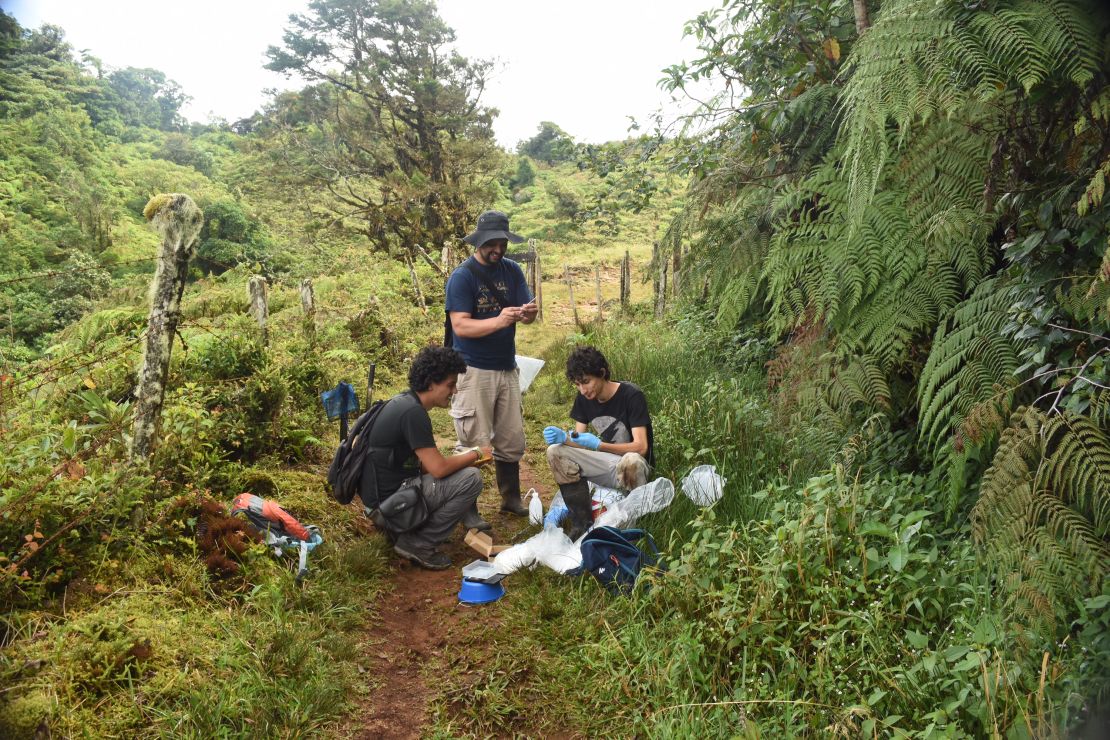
[346,459,548,739]
[346,268,597,737]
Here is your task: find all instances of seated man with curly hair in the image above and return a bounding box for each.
[361,346,489,570]
[544,346,653,541]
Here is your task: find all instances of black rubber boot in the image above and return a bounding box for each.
[495,460,527,516]
[460,505,492,532]
[559,479,593,542]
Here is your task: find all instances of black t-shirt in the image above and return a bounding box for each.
[359,391,434,506]
[570,381,654,467]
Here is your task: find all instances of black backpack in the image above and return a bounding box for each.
[326,399,388,505]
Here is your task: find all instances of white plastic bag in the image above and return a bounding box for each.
[588,482,625,521]
[530,526,582,573]
[589,482,625,508]
[492,527,582,575]
[515,355,545,394]
[595,477,675,528]
[681,465,726,506]
[542,491,566,528]
[492,541,535,574]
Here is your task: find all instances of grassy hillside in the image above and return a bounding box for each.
[3,2,1107,737]
[0,15,683,735]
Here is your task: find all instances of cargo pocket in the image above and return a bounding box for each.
[449,404,480,447]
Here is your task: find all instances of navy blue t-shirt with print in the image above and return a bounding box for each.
[445,257,533,370]
[570,381,654,467]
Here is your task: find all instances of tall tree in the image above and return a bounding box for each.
[107,67,188,130]
[517,121,576,164]
[265,0,502,303]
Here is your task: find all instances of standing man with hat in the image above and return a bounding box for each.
[446,210,538,527]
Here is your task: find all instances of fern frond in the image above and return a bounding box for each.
[1040,413,1110,533]
[918,278,1027,450]
[840,0,1106,219]
[973,406,1110,634]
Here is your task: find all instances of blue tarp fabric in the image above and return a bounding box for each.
[321,381,359,420]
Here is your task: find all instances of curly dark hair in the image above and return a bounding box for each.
[565,345,611,383]
[409,346,467,392]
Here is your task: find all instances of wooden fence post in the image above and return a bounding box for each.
[532,239,543,322]
[672,239,681,297]
[131,193,202,461]
[620,250,630,310]
[565,264,579,327]
[366,362,376,411]
[653,241,667,318]
[595,265,603,322]
[300,278,315,342]
[442,242,454,275]
[248,275,269,346]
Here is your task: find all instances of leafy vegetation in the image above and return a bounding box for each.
[1,0,1107,736]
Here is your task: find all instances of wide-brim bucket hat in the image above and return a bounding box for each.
[462,210,525,247]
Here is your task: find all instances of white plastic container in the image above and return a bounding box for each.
[461,559,500,582]
[527,488,543,525]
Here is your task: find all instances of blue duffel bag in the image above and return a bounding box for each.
[576,526,664,595]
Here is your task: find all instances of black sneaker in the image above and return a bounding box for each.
[394,544,451,570]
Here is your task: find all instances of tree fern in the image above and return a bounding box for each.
[1076,88,1110,217]
[918,278,1030,451]
[972,405,1110,633]
[791,353,893,463]
[840,0,1107,221]
[681,174,777,327]
[766,122,989,370]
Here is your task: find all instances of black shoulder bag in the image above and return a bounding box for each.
[374,477,427,533]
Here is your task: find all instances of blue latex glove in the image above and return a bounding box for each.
[569,431,601,450]
[543,426,567,445]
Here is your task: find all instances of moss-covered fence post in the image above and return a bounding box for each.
[248,275,269,346]
[130,194,202,461]
[564,263,579,327]
[653,240,667,318]
[300,278,315,343]
[595,264,603,322]
[531,239,543,322]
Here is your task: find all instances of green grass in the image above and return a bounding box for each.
[424,315,1087,738]
[494,160,686,268]
[0,467,392,738]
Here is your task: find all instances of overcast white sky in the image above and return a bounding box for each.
[4,0,716,148]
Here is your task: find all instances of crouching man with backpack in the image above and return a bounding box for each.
[362,346,490,570]
[543,346,654,542]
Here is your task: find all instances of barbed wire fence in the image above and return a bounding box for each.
[0,256,159,289]
[2,215,649,580]
[3,206,649,458]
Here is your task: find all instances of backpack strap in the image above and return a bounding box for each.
[463,257,513,309]
[362,392,423,509]
[445,257,512,344]
[618,528,662,563]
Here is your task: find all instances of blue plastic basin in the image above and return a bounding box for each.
[458,578,505,605]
